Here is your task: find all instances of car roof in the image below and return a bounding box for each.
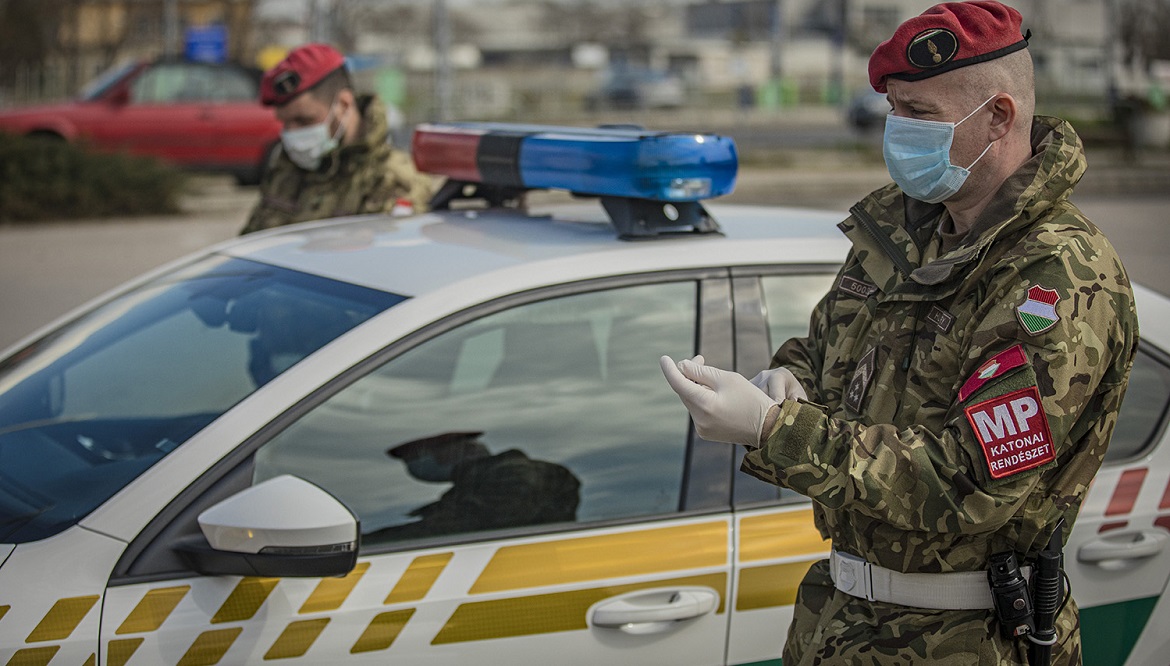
[222,201,851,298]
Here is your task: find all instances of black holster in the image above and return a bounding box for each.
[987,519,1065,666]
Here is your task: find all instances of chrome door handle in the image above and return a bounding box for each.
[590,587,719,634]
[1078,530,1168,567]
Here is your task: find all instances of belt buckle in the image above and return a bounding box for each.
[834,551,875,602]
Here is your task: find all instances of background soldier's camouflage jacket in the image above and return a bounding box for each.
[241,94,434,235]
[742,116,1139,665]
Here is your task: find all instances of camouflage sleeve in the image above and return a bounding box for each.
[240,154,297,235]
[386,149,436,213]
[743,215,1138,536]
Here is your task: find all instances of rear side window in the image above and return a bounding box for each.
[254,281,698,547]
[1106,346,1170,462]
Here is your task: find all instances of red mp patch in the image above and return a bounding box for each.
[964,386,1055,480]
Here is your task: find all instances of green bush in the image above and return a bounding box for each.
[0,133,186,223]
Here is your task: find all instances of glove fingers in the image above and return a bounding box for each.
[660,355,707,401]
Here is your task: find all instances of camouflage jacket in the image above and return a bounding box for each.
[241,94,434,235]
[743,117,1138,663]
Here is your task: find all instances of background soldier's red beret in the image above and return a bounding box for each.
[868,1,1029,93]
[260,43,346,106]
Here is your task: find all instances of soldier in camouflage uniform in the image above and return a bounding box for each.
[661,2,1137,664]
[241,43,433,235]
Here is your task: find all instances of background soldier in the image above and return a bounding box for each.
[241,43,434,235]
[660,2,1138,664]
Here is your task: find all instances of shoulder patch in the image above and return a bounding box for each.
[1017,284,1061,335]
[964,386,1055,480]
[959,345,1027,402]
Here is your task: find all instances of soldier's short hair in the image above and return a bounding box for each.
[307,66,353,105]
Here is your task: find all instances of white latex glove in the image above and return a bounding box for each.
[659,354,778,448]
[750,366,808,402]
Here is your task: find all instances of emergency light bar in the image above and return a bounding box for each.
[411,122,738,238]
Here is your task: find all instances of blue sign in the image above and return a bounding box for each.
[185,24,228,64]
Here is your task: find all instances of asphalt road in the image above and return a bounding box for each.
[0,176,1167,351]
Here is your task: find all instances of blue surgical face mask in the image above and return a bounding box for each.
[883,95,997,204]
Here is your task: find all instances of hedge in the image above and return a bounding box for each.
[0,133,186,223]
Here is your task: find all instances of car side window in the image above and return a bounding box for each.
[212,68,258,102]
[761,274,835,352]
[1105,346,1170,462]
[254,281,698,547]
[132,64,214,103]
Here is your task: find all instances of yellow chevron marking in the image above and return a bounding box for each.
[299,562,370,614]
[210,578,278,624]
[435,572,726,645]
[6,646,59,666]
[384,553,453,604]
[117,585,190,634]
[26,595,99,643]
[736,560,818,611]
[471,522,727,594]
[177,627,242,666]
[0,605,8,622]
[738,509,827,562]
[83,654,96,666]
[263,618,330,660]
[351,609,415,654]
[106,638,144,666]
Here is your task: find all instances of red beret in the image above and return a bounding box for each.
[260,43,346,106]
[869,1,1028,93]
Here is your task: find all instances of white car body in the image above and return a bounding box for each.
[0,195,1167,666]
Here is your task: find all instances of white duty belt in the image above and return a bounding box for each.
[829,549,1030,611]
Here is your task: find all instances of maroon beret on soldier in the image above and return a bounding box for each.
[260,43,347,106]
[868,0,1029,93]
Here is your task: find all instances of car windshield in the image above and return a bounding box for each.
[0,255,405,544]
[78,61,139,101]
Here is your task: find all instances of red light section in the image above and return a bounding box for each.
[412,124,483,182]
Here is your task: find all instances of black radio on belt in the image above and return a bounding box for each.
[988,551,1036,638]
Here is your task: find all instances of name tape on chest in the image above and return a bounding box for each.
[964,386,1055,479]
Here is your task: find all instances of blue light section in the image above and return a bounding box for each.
[520,129,737,201]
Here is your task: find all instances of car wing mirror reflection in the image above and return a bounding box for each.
[173,475,358,578]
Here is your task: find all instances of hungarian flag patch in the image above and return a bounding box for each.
[964,386,1055,480]
[1017,284,1061,335]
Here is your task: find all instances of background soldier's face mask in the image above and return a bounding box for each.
[882,95,997,204]
[280,99,345,171]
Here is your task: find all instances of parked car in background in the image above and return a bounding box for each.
[586,67,686,111]
[846,87,890,132]
[0,58,282,184]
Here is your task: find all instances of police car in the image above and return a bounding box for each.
[0,124,1167,666]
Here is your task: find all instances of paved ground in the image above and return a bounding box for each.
[2,146,1168,350]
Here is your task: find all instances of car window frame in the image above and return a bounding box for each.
[1103,341,1170,466]
[112,267,737,584]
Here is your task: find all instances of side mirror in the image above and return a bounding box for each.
[174,475,359,577]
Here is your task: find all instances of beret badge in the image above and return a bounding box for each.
[907,28,958,69]
[273,70,301,97]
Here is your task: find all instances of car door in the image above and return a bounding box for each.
[93,62,217,166]
[100,273,738,665]
[1068,335,1170,666]
[724,269,839,665]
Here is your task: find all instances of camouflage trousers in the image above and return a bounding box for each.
[783,560,1082,665]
